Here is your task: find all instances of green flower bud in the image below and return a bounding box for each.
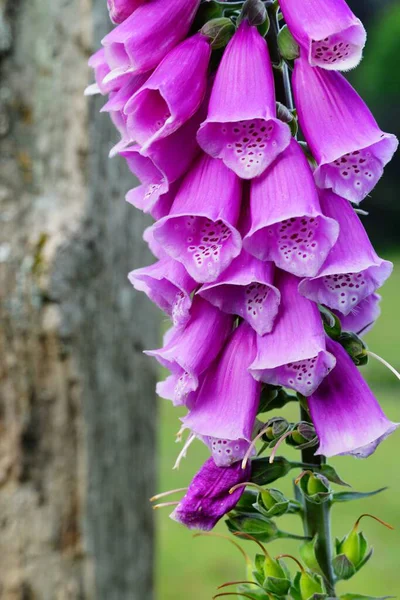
[338,332,368,366]
[298,471,332,504]
[201,17,235,49]
[239,0,268,27]
[299,571,325,599]
[277,24,300,60]
[300,537,322,574]
[288,422,318,450]
[257,488,290,518]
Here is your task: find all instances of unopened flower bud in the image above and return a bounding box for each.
[277,25,300,60]
[201,17,236,50]
[239,0,268,27]
[297,471,332,504]
[338,332,369,366]
[263,417,290,443]
[257,488,290,517]
[263,555,291,596]
[288,422,318,450]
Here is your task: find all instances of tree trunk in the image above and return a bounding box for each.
[0,1,158,598]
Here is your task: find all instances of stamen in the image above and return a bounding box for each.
[229,482,266,495]
[217,581,263,590]
[213,593,266,600]
[241,423,272,469]
[150,487,188,502]
[175,425,186,443]
[368,351,400,384]
[173,433,196,470]
[275,554,305,573]
[152,501,180,511]
[355,513,394,531]
[193,532,252,566]
[269,429,294,464]
[233,532,269,559]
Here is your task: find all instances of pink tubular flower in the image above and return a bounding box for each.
[170,457,252,531]
[197,20,291,179]
[182,322,261,452]
[128,257,197,328]
[279,0,366,71]
[250,271,336,397]
[146,297,233,406]
[86,48,133,96]
[102,0,201,77]
[243,139,339,278]
[299,191,392,315]
[198,251,281,336]
[121,96,207,213]
[334,293,381,337]
[107,0,145,24]
[293,57,398,204]
[150,154,242,283]
[123,34,211,148]
[100,73,149,154]
[309,339,398,458]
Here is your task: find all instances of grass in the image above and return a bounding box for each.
[156,250,400,600]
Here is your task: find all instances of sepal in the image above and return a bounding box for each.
[297,471,332,504]
[201,17,236,49]
[291,570,326,600]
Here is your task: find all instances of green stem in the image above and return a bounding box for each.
[300,409,336,596]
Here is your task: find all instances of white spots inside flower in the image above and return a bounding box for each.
[174,371,192,402]
[220,118,276,172]
[144,182,162,201]
[285,357,318,391]
[311,35,352,66]
[274,217,319,265]
[207,436,249,466]
[323,272,367,309]
[332,149,378,192]
[245,282,270,319]
[186,217,232,270]
[171,291,188,326]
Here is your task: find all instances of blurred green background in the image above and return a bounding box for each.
[156,1,400,597]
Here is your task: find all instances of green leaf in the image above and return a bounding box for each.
[317,464,351,487]
[332,487,387,503]
[341,595,395,600]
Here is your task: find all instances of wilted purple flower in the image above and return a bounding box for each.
[183,322,261,446]
[170,457,251,531]
[299,191,392,315]
[293,57,398,204]
[334,293,381,337]
[147,297,233,406]
[128,257,197,327]
[107,0,145,24]
[243,139,339,278]
[250,271,336,396]
[198,251,280,336]
[151,154,242,283]
[197,20,291,179]
[309,338,398,458]
[123,34,211,148]
[279,0,366,71]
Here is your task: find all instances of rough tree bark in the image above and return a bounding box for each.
[0,1,158,598]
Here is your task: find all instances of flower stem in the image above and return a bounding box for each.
[300,409,336,596]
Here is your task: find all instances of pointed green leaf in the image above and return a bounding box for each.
[332,488,387,503]
[318,464,351,487]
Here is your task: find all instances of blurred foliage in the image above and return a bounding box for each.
[348,0,400,248]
